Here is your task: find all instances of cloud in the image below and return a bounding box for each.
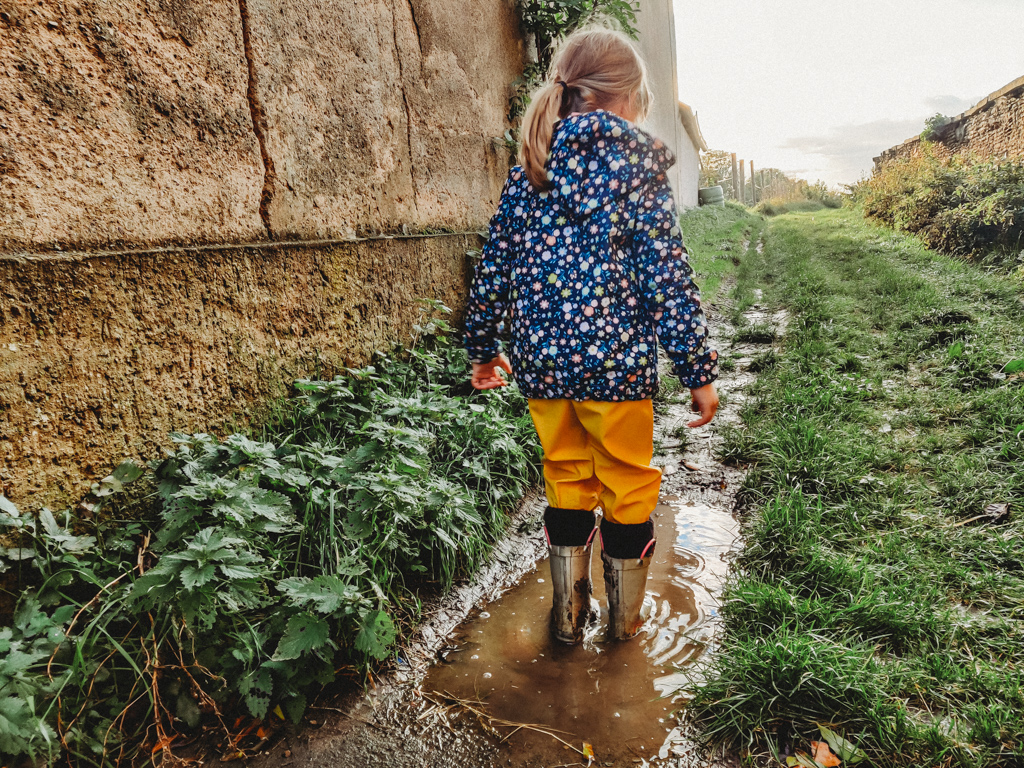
[923,94,979,116]
[779,115,935,185]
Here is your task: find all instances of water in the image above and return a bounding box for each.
[422,498,739,766]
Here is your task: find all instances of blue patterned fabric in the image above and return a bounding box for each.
[464,110,718,401]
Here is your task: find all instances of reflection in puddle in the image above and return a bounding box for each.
[422,498,739,765]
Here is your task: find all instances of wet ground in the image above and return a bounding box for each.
[251,296,782,768]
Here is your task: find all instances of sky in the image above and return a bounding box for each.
[673,0,1024,188]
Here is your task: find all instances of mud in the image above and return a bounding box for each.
[248,300,784,768]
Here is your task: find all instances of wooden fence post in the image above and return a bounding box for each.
[750,161,756,204]
[731,153,739,200]
[738,160,746,206]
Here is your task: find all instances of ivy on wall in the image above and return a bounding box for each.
[503,0,641,151]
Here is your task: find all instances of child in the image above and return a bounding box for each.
[465,26,719,644]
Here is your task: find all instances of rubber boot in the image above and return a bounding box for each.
[544,507,599,644]
[600,518,656,641]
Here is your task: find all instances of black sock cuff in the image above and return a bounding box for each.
[600,518,655,559]
[543,507,597,546]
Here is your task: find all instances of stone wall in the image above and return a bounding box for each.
[0,233,479,506]
[874,75,1024,169]
[0,0,523,507]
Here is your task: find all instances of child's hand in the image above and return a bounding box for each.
[471,354,512,390]
[687,383,719,427]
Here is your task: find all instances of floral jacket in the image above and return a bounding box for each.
[464,110,718,401]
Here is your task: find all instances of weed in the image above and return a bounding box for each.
[0,304,541,765]
[862,148,1024,265]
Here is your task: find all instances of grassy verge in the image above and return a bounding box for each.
[655,204,762,409]
[0,304,540,765]
[688,208,1024,767]
[679,202,763,307]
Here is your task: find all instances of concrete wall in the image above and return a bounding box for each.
[874,75,1024,169]
[0,0,523,507]
[633,0,700,209]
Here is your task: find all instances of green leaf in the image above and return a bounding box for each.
[273,614,333,661]
[238,669,273,719]
[947,341,964,358]
[2,548,36,561]
[355,610,396,660]
[112,459,145,485]
[1004,359,1024,374]
[282,693,307,725]
[180,563,217,590]
[0,496,19,516]
[277,576,363,615]
[818,724,866,764]
[38,508,61,537]
[0,695,55,757]
[786,754,823,768]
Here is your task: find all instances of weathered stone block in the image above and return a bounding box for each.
[0,0,266,251]
[245,0,523,238]
[0,233,478,508]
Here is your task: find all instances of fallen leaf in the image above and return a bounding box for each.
[272,705,285,720]
[812,740,841,767]
[983,502,1009,520]
[582,741,595,765]
[683,460,703,472]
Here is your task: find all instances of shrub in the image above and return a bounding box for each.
[863,147,1024,262]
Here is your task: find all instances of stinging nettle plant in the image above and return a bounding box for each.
[0,301,541,765]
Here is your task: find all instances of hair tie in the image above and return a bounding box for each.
[557,80,569,93]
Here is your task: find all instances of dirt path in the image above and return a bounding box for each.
[251,299,778,768]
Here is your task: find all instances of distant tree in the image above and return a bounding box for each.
[700,150,733,187]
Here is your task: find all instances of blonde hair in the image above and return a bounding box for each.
[520,26,653,190]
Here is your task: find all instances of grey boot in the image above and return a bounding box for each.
[599,518,656,640]
[549,541,599,644]
[601,548,654,640]
[544,507,599,644]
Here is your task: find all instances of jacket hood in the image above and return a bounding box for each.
[545,110,676,218]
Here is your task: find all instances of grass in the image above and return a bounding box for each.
[679,201,763,307]
[685,208,1024,767]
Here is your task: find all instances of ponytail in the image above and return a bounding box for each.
[520,81,565,190]
[517,25,653,192]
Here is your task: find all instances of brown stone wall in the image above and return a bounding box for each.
[249,0,521,238]
[874,76,1024,169]
[0,233,479,507]
[0,0,523,506]
[0,0,266,251]
[0,0,523,249]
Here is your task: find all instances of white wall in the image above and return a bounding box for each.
[634,0,700,208]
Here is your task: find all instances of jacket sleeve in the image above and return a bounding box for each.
[628,175,719,389]
[464,171,518,364]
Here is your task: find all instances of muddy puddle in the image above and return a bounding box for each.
[421,498,738,766]
[251,298,782,768]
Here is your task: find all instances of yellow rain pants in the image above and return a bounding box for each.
[527,399,661,525]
